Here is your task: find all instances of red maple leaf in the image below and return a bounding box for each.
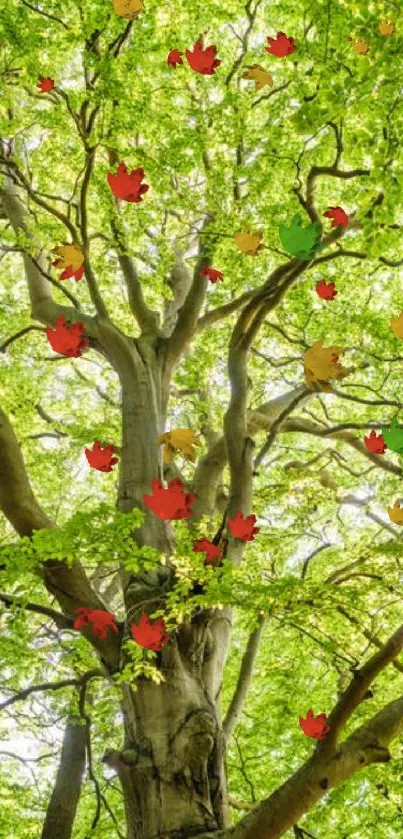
[265,32,296,57]
[52,262,85,282]
[299,709,330,740]
[167,49,184,68]
[227,511,260,542]
[323,206,349,228]
[364,429,387,454]
[131,613,170,651]
[73,607,118,639]
[315,279,338,300]
[85,440,119,472]
[199,267,224,284]
[192,538,222,565]
[37,76,54,93]
[143,477,196,520]
[45,316,89,358]
[185,37,222,75]
[107,162,150,202]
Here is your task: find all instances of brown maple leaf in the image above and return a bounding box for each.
[242,64,273,91]
[304,341,350,390]
[234,228,264,256]
[157,429,202,464]
[112,0,143,19]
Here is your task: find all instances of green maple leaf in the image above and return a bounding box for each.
[278,213,324,260]
[381,418,403,453]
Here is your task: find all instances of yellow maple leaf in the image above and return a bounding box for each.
[304,341,349,390]
[379,20,395,36]
[387,500,403,525]
[113,0,143,19]
[352,39,369,55]
[157,429,201,464]
[52,243,84,271]
[234,228,264,256]
[242,64,273,91]
[391,313,403,339]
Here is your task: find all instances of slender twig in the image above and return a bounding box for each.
[0,669,102,711]
[0,325,45,353]
[20,0,70,29]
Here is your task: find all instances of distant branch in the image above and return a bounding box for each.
[223,615,266,742]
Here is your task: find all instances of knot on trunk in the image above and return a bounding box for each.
[171,709,216,787]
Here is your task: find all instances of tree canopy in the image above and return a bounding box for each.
[1,1,403,838]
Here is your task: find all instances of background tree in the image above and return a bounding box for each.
[1,1,403,838]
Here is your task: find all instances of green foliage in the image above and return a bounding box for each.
[1,0,403,837]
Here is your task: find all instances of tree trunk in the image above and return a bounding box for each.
[105,349,231,838]
[106,655,228,839]
[41,720,86,839]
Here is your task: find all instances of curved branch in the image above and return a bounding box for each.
[0,170,98,336]
[20,0,70,29]
[0,669,102,711]
[306,166,370,223]
[0,325,45,353]
[107,149,160,334]
[79,148,110,318]
[163,213,217,378]
[317,621,403,755]
[0,591,72,629]
[0,404,121,669]
[225,693,403,839]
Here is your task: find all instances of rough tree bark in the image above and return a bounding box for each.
[103,337,231,839]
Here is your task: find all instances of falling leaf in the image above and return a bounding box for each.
[234,228,264,256]
[107,162,150,202]
[299,709,330,740]
[74,608,118,639]
[185,36,221,75]
[37,76,54,93]
[131,613,170,651]
[193,538,222,565]
[143,478,195,520]
[323,206,349,228]
[315,279,337,300]
[351,39,370,55]
[364,430,387,454]
[241,64,273,90]
[379,20,395,36]
[387,500,403,525]
[167,49,184,68]
[157,429,201,464]
[85,441,119,472]
[45,316,89,358]
[265,32,296,57]
[112,0,143,19]
[391,313,403,339]
[279,214,323,260]
[52,243,84,281]
[227,511,259,542]
[381,418,403,453]
[199,266,224,284]
[304,340,349,390]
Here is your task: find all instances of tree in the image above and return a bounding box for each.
[1,1,403,837]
